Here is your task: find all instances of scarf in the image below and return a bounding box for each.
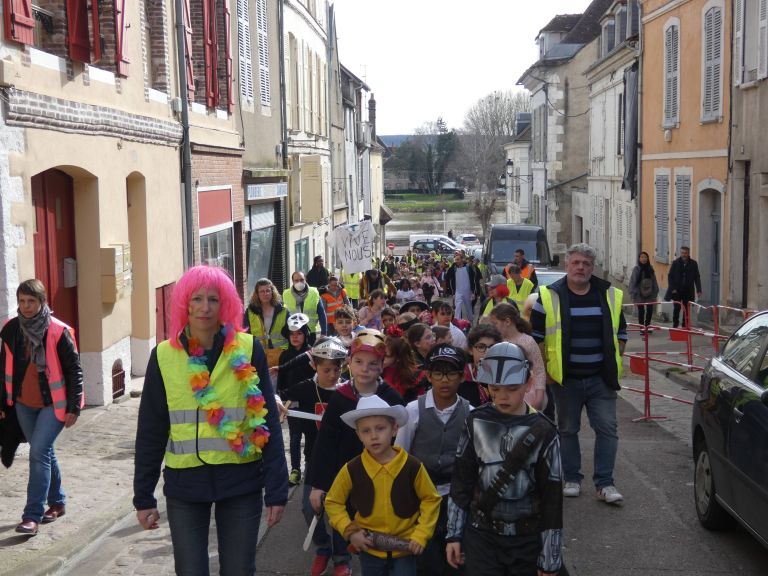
[18,304,52,373]
[638,262,654,279]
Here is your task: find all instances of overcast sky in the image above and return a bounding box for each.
[331,0,594,135]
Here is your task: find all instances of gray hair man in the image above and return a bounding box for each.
[530,243,628,504]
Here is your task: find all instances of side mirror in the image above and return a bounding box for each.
[552,255,560,267]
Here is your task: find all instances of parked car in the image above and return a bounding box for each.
[412,239,457,256]
[457,233,480,245]
[409,234,465,252]
[691,310,768,548]
[535,270,566,290]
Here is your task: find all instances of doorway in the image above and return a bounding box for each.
[698,189,722,306]
[32,169,78,332]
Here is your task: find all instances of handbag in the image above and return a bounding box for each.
[639,277,654,298]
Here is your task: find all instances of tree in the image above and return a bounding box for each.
[411,117,458,194]
[455,90,531,192]
[473,190,498,241]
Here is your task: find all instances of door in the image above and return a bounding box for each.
[32,170,78,333]
[155,282,175,342]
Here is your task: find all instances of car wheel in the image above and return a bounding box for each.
[694,439,730,529]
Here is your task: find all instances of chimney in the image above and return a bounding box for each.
[368,93,376,141]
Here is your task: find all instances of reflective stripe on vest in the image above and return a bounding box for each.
[247,308,288,350]
[540,286,623,385]
[158,332,261,468]
[507,278,534,307]
[282,288,321,333]
[341,273,360,299]
[3,317,79,422]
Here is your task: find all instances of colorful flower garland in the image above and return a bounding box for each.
[187,326,270,457]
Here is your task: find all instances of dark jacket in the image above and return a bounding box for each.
[666,256,701,299]
[306,266,330,289]
[444,264,482,298]
[132,330,288,510]
[535,275,627,390]
[0,317,83,415]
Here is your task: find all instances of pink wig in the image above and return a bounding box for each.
[168,265,244,348]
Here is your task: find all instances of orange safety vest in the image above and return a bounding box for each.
[505,262,536,280]
[321,289,347,324]
[3,318,83,422]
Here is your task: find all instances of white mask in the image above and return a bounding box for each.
[293,281,306,292]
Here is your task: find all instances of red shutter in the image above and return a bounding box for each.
[203,0,218,108]
[182,0,195,94]
[90,0,101,63]
[4,0,35,46]
[224,1,233,113]
[114,0,130,76]
[66,0,91,63]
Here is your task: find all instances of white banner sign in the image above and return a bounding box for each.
[331,221,376,274]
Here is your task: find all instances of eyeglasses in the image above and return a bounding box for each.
[429,370,462,381]
[473,343,490,351]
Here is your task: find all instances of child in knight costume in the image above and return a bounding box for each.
[445,342,563,576]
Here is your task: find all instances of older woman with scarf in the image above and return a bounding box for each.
[0,279,83,535]
[133,266,287,575]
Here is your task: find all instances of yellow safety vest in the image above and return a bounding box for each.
[506,278,534,308]
[158,333,262,468]
[247,307,288,350]
[539,286,623,385]
[282,288,321,333]
[341,272,360,300]
[482,297,515,317]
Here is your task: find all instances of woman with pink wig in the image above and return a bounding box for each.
[133,266,288,576]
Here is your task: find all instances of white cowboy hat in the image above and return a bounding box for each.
[340,395,408,429]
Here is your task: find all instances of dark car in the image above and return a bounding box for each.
[412,239,457,256]
[691,311,768,548]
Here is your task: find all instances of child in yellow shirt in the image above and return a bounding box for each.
[324,395,441,576]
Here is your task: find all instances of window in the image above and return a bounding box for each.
[294,238,309,275]
[287,33,299,129]
[145,0,169,91]
[722,316,768,380]
[702,4,723,121]
[201,226,235,279]
[602,18,616,57]
[734,0,768,85]
[663,20,680,128]
[236,0,254,103]
[614,7,627,48]
[190,0,233,111]
[654,173,670,263]
[255,0,271,107]
[627,0,640,38]
[674,174,691,257]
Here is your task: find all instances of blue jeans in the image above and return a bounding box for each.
[166,491,263,576]
[552,374,619,489]
[359,552,417,576]
[14,403,65,522]
[301,483,350,563]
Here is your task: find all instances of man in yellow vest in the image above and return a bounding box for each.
[282,271,327,336]
[530,243,628,506]
[340,270,361,309]
[505,264,535,309]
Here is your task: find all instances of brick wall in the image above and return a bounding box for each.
[144,0,170,92]
[38,0,68,59]
[190,147,246,295]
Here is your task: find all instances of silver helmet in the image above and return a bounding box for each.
[311,336,349,360]
[477,342,530,386]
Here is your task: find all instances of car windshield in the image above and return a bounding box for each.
[490,240,540,264]
[537,272,565,287]
[462,235,478,242]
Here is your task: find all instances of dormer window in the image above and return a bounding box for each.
[602,17,616,57]
[614,6,627,47]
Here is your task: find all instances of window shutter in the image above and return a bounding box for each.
[711,7,722,116]
[759,0,768,79]
[66,0,89,62]
[4,0,35,46]
[114,0,129,76]
[655,175,670,263]
[615,8,627,46]
[237,0,254,103]
[182,0,195,95]
[734,0,744,86]
[675,175,691,255]
[300,155,323,222]
[629,0,639,36]
[664,24,680,127]
[256,0,271,106]
[203,0,218,108]
[703,8,714,119]
[285,34,293,128]
[304,44,311,131]
[224,1,233,113]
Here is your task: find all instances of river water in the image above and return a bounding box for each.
[384,209,507,249]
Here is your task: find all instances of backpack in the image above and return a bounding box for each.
[640,277,654,298]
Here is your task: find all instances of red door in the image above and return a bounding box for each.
[32,170,78,333]
[155,282,175,342]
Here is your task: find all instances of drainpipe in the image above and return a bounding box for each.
[636,3,644,258]
[175,0,194,269]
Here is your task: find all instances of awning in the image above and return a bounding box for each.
[379,203,395,225]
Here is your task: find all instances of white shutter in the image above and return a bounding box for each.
[703,8,716,120]
[237,0,254,103]
[664,26,675,126]
[674,175,691,255]
[759,0,768,79]
[303,44,311,131]
[655,175,670,263]
[285,34,292,129]
[734,0,744,86]
[256,0,271,106]
[711,7,722,116]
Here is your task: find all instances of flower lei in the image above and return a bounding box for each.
[187,325,270,457]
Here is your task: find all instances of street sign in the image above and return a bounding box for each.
[387,242,395,250]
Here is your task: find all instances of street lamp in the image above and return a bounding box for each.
[442,209,447,234]
[505,159,514,223]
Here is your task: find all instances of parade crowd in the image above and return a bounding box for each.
[1,241,637,576]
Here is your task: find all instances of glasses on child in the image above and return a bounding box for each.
[429,370,462,381]
[473,343,490,351]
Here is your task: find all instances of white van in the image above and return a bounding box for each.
[408,234,464,251]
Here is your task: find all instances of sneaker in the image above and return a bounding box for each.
[310,554,330,576]
[333,563,352,576]
[563,482,581,497]
[288,468,301,486]
[597,485,624,504]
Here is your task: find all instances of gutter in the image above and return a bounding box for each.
[174,0,194,269]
